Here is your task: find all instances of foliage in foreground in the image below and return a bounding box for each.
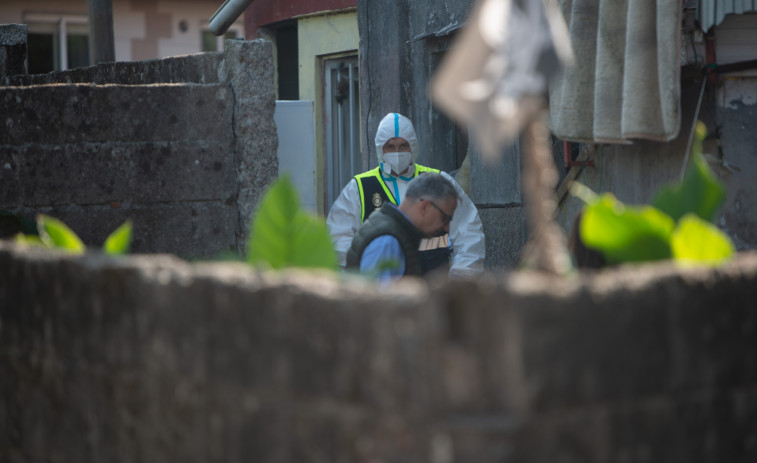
[572,122,734,267]
[15,215,132,256]
[247,176,337,271]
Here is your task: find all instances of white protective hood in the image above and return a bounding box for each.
[374,113,420,163]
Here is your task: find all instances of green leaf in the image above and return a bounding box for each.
[248,176,337,270]
[652,123,726,222]
[289,211,338,269]
[103,220,132,255]
[37,215,85,254]
[580,194,675,264]
[671,213,734,266]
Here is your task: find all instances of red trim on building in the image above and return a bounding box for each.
[244,0,356,37]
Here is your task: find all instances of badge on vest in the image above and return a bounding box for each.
[371,192,383,209]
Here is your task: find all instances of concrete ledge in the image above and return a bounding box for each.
[1,242,755,462]
[3,51,224,86]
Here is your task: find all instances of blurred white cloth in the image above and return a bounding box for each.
[548,0,681,143]
[431,0,572,160]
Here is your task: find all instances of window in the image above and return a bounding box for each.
[201,27,241,52]
[324,56,360,208]
[25,14,89,73]
[275,24,299,100]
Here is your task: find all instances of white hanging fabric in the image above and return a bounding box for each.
[548,0,682,144]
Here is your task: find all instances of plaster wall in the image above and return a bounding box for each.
[297,11,359,214]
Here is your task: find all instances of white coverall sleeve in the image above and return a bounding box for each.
[326,179,363,267]
[441,171,486,277]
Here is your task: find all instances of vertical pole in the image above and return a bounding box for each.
[520,114,572,274]
[348,63,355,177]
[59,19,69,70]
[87,0,115,64]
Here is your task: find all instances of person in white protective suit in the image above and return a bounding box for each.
[327,112,485,277]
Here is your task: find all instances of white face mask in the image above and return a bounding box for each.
[381,151,413,175]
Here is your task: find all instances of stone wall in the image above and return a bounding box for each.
[0,23,26,80]
[0,38,277,259]
[1,241,756,463]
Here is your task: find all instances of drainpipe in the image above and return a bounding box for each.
[209,0,255,36]
[87,0,115,64]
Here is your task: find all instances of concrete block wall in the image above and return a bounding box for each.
[1,241,756,463]
[0,39,277,258]
[0,23,26,80]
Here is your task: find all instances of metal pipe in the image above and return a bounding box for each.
[87,0,115,64]
[348,63,355,177]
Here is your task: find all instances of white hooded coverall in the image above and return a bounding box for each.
[326,113,486,276]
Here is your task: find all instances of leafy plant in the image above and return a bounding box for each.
[15,215,132,256]
[572,122,734,267]
[247,176,337,270]
[103,220,133,255]
[652,124,726,223]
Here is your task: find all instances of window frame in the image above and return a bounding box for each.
[323,54,360,209]
[24,13,89,71]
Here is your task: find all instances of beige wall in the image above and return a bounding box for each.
[0,0,244,64]
[297,10,359,213]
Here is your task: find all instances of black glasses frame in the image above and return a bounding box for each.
[425,198,453,225]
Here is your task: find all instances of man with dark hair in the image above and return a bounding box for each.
[346,173,458,280]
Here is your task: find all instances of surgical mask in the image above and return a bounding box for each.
[381,151,413,175]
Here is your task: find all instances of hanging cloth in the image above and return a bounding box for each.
[548,0,682,143]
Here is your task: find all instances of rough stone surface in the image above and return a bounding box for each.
[478,206,526,269]
[0,24,27,80]
[0,40,277,259]
[1,83,233,145]
[471,139,522,206]
[1,242,756,463]
[3,51,224,86]
[222,39,278,252]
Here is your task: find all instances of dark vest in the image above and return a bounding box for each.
[346,204,424,276]
[352,164,452,274]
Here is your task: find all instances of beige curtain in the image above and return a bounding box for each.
[548,0,682,143]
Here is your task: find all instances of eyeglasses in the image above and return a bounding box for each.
[425,198,453,225]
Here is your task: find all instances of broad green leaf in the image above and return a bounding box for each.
[289,212,337,269]
[37,215,85,254]
[248,176,300,268]
[580,193,675,264]
[671,213,734,266]
[103,220,132,255]
[248,176,337,270]
[652,123,725,222]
